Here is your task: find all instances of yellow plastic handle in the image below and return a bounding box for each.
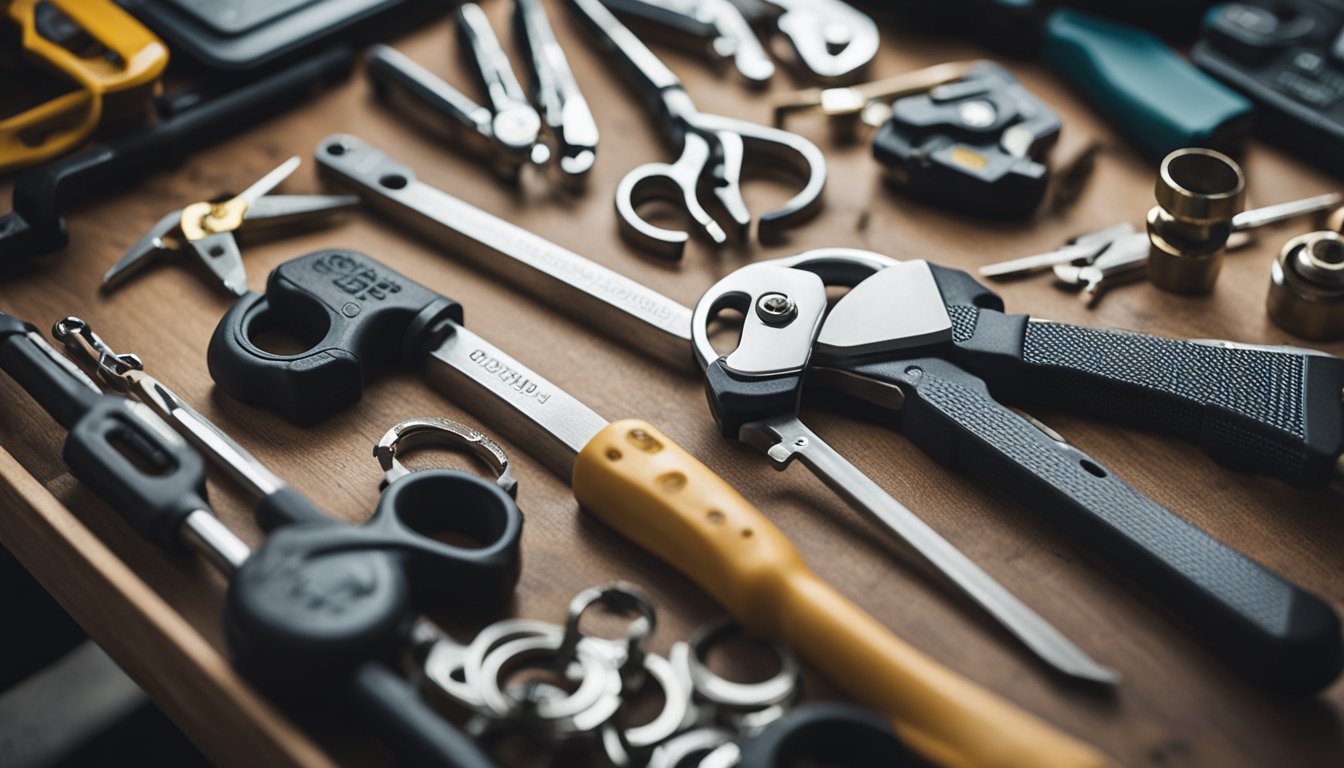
[573,419,1113,768]
[1,0,167,172]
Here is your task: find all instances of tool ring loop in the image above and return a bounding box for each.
[375,416,516,496]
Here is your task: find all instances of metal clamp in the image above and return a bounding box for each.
[374,417,517,496]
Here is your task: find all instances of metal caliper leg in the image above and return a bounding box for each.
[740,414,1119,686]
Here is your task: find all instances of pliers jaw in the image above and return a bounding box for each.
[367,1,598,188]
[101,157,357,296]
[691,251,895,435]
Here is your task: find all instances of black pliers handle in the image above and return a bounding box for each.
[695,257,1344,694]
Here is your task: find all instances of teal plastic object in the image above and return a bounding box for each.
[1043,9,1253,160]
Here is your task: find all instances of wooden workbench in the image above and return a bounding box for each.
[1,4,1341,766]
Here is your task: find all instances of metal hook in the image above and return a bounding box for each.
[51,316,144,388]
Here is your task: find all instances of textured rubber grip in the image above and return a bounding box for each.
[1017,322,1343,488]
[572,419,1111,768]
[856,356,1342,693]
[928,270,1344,489]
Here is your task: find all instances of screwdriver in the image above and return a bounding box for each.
[207,250,1114,768]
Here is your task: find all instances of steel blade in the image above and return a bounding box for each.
[316,134,695,370]
[425,322,608,480]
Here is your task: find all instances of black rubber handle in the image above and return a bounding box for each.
[738,702,913,768]
[849,354,1342,693]
[0,46,355,261]
[207,249,461,425]
[0,313,99,430]
[368,470,523,612]
[352,662,497,768]
[926,264,1344,489]
[227,526,495,768]
[62,399,212,550]
[0,313,208,549]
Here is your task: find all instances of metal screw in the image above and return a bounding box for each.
[756,292,796,325]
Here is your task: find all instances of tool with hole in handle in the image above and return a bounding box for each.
[205,249,1111,768]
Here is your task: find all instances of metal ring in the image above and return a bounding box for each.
[600,652,692,764]
[559,583,657,690]
[646,727,735,768]
[422,619,557,711]
[374,416,517,496]
[476,632,623,738]
[686,619,800,711]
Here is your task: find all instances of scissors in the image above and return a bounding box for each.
[102,155,358,296]
[51,317,524,614]
[563,0,826,260]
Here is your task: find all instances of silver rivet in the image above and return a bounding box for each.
[756,292,796,325]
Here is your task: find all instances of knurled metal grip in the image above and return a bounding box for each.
[926,264,1344,489]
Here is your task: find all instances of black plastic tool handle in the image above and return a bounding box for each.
[0,46,354,261]
[737,703,914,768]
[0,313,99,429]
[925,265,1344,489]
[0,313,209,549]
[207,249,461,425]
[849,354,1343,692]
[353,662,496,768]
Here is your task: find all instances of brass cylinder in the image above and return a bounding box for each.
[1147,148,1246,294]
[1268,231,1344,340]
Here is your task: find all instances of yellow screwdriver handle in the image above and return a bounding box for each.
[573,419,1112,768]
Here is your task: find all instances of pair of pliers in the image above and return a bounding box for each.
[692,253,1344,694]
[564,0,827,260]
[1,0,167,172]
[102,156,357,296]
[366,0,598,187]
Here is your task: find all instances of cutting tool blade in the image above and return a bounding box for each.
[191,233,248,296]
[102,210,183,290]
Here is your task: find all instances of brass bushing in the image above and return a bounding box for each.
[1268,231,1344,340]
[1147,148,1247,294]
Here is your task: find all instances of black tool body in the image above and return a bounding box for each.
[872,62,1060,217]
[0,310,502,767]
[736,703,915,768]
[821,265,1344,693]
[0,46,353,264]
[208,249,461,425]
[0,312,208,548]
[114,0,442,72]
[1194,0,1344,177]
[229,469,523,690]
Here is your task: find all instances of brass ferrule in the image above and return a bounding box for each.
[1267,231,1344,341]
[1147,148,1246,294]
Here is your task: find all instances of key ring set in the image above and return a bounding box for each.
[416,581,801,765]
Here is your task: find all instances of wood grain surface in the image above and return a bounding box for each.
[2,3,1343,766]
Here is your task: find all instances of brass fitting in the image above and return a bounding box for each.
[1268,231,1344,340]
[1147,148,1246,294]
